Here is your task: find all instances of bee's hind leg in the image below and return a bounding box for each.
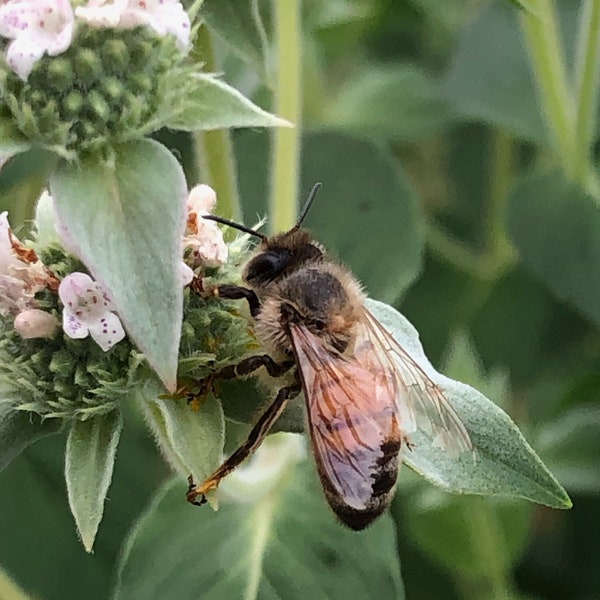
[186,382,301,505]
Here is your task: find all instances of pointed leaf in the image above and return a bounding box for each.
[507,170,600,325]
[114,459,404,600]
[367,299,571,509]
[166,74,290,132]
[65,411,123,552]
[0,400,62,473]
[49,139,188,390]
[138,378,224,483]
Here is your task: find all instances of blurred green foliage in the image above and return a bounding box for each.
[1,0,599,599]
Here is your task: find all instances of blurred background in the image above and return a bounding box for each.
[1,1,599,599]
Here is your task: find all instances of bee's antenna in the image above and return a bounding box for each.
[293,182,322,230]
[203,215,267,242]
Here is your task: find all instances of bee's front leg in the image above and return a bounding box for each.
[197,282,261,318]
[186,382,302,506]
[185,354,294,407]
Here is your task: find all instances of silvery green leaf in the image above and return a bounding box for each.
[138,378,224,485]
[165,74,291,131]
[65,411,123,552]
[367,299,571,509]
[50,139,188,390]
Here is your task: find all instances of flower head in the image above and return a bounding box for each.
[0,211,54,316]
[58,272,125,351]
[184,185,229,268]
[76,0,190,50]
[0,0,74,80]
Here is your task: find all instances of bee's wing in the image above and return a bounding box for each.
[289,323,402,512]
[355,308,473,457]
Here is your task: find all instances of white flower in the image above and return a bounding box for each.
[58,272,125,351]
[14,308,58,339]
[0,211,53,316]
[184,184,229,268]
[76,0,190,50]
[0,0,75,80]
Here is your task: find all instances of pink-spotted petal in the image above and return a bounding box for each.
[5,37,46,80]
[58,272,96,309]
[88,310,125,351]
[63,308,90,340]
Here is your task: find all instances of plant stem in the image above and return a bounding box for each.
[573,0,600,186]
[461,497,514,600]
[520,1,576,174]
[269,0,302,232]
[192,26,243,223]
[485,130,515,259]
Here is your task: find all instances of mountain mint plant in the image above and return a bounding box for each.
[0,0,570,561]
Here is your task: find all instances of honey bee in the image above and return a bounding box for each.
[186,183,472,530]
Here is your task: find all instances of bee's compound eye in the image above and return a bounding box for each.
[246,249,292,283]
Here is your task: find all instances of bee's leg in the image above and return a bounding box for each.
[186,355,294,404]
[186,382,301,505]
[216,354,294,380]
[202,283,261,318]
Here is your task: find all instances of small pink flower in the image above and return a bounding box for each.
[76,0,190,50]
[14,308,58,339]
[0,211,53,316]
[184,185,229,268]
[58,272,125,351]
[0,0,75,80]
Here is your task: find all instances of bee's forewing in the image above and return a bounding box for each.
[289,323,402,530]
[357,309,473,457]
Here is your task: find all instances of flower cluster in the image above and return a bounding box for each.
[1,183,228,350]
[0,0,193,155]
[0,0,190,81]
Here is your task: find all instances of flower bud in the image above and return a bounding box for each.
[14,309,59,339]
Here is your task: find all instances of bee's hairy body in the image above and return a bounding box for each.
[190,227,403,530]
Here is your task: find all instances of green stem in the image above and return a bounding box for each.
[573,0,600,186]
[461,497,514,600]
[485,130,514,258]
[192,26,242,223]
[269,0,302,232]
[520,1,576,174]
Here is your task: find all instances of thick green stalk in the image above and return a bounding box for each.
[573,0,600,186]
[193,26,242,222]
[269,0,302,232]
[520,1,576,174]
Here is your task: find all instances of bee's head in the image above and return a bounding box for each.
[243,229,324,287]
[203,183,325,288]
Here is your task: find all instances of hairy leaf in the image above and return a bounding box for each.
[367,299,571,508]
[65,411,123,552]
[166,74,289,132]
[138,378,224,484]
[50,139,188,390]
